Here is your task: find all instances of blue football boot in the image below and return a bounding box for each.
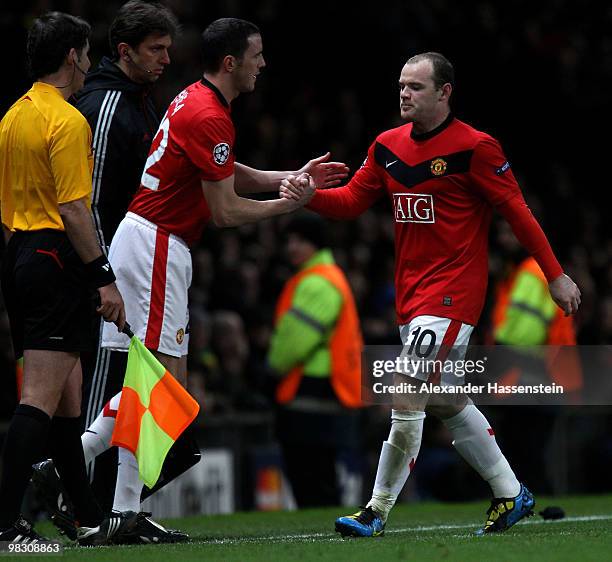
[335,506,385,537]
[476,483,535,535]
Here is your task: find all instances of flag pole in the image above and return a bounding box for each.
[122,322,134,339]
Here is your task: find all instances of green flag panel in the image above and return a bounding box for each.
[135,410,174,488]
[124,336,167,408]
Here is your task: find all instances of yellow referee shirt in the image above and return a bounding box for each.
[0,82,93,232]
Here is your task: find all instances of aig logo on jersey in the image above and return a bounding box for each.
[393,193,435,223]
[213,142,230,165]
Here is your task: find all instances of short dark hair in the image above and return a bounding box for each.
[201,18,260,73]
[286,214,330,250]
[26,12,91,80]
[406,52,455,89]
[109,0,179,59]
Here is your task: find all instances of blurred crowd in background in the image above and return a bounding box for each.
[1,0,611,499]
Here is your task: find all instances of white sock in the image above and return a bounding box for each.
[367,410,425,522]
[443,404,520,498]
[82,392,122,464]
[112,446,143,513]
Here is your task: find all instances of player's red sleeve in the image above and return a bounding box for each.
[470,135,522,206]
[497,194,564,282]
[307,182,382,219]
[185,115,235,182]
[307,143,384,219]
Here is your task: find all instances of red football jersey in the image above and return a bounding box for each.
[129,79,235,246]
[312,116,522,326]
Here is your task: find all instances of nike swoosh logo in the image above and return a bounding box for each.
[385,160,398,168]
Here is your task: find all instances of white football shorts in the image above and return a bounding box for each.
[101,212,191,357]
[397,315,473,385]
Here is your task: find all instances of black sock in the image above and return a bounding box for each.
[0,404,51,528]
[50,416,104,527]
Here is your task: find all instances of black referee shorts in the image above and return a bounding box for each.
[1,229,97,358]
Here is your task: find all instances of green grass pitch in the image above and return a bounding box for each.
[10,494,612,561]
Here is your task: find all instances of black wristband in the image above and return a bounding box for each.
[84,255,116,288]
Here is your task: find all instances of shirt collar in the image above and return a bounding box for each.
[200,77,230,108]
[410,112,455,141]
[31,81,64,99]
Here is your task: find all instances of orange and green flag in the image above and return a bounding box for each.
[111,333,199,488]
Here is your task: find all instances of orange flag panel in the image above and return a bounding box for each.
[112,386,147,452]
[148,372,200,441]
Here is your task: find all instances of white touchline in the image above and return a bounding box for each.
[390,514,612,534]
[197,514,612,545]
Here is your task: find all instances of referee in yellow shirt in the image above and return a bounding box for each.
[0,12,136,545]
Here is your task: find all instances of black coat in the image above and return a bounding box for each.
[74,57,161,250]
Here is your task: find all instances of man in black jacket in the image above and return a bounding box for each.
[32,1,188,545]
[77,8,171,253]
[78,1,188,544]
[76,0,176,444]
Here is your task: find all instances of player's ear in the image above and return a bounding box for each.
[438,83,451,102]
[223,54,236,73]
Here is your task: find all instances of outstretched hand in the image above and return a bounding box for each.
[297,152,349,189]
[549,273,581,316]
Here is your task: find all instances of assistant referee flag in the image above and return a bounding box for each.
[111,331,199,488]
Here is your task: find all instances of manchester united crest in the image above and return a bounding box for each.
[430,157,447,176]
[176,328,185,345]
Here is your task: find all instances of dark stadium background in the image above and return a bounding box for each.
[1,0,611,510]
